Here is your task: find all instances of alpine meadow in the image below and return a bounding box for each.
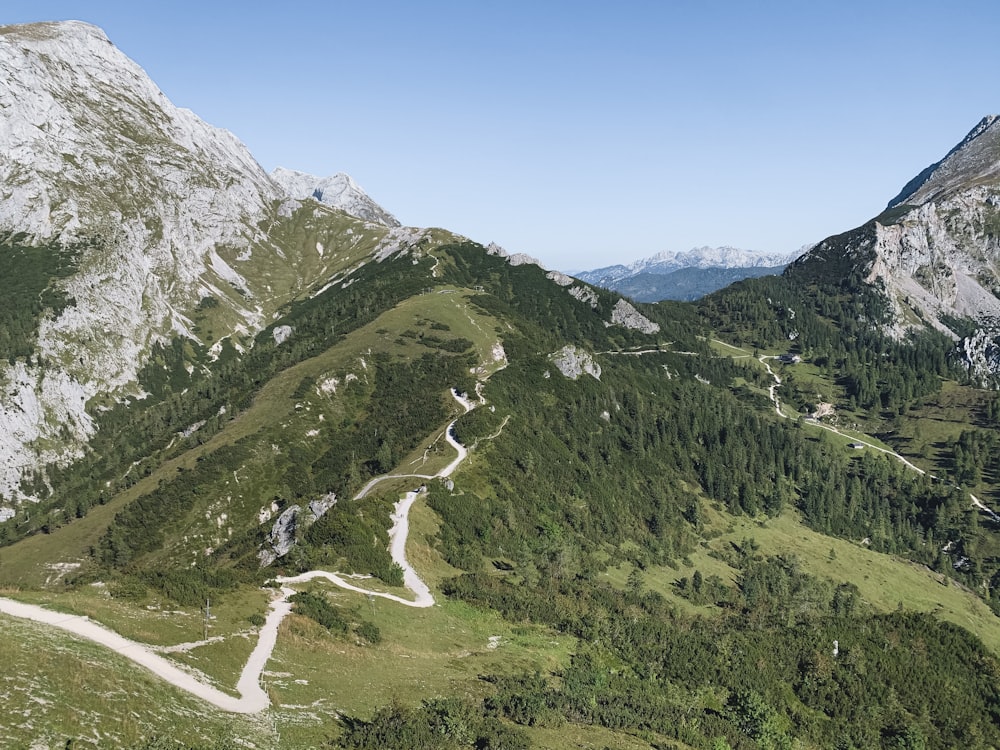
[3,20,1000,750]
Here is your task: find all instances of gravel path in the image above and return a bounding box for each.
[0,389,480,712]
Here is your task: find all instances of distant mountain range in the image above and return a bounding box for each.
[574,245,807,301]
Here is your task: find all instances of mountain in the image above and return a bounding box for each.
[788,115,1000,378]
[576,245,804,301]
[595,264,791,302]
[3,21,1000,750]
[0,21,443,506]
[270,167,400,227]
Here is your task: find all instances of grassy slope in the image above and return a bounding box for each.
[0,614,266,750]
[4,271,1000,748]
[0,287,500,585]
[604,503,1000,656]
[0,484,576,749]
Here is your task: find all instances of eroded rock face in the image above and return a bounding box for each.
[258,493,337,566]
[569,286,599,308]
[961,330,1000,383]
[0,22,289,500]
[546,270,574,287]
[259,505,301,566]
[793,116,1000,381]
[864,192,1000,337]
[0,21,408,502]
[608,299,660,334]
[549,345,601,380]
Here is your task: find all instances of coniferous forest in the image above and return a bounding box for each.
[3,240,1000,750]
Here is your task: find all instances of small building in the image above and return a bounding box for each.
[848,442,865,449]
[777,353,801,364]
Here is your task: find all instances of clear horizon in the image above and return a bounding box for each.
[3,1,998,271]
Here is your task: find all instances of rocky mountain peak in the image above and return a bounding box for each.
[0,21,420,504]
[270,167,400,226]
[888,115,1000,208]
[0,19,285,248]
[793,116,1000,380]
[0,18,110,44]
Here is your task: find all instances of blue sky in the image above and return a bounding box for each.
[4,1,998,270]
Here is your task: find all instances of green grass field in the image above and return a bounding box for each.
[0,613,265,749]
[0,287,502,586]
[603,505,1000,655]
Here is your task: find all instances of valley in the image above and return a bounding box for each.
[3,19,1000,750]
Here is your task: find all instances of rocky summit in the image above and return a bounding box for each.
[0,21,442,503]
[789,115,1000,380]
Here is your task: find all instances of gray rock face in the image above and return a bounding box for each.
[308,493,337,521]
[568,285,599,308]
[272,325,294,345]
[0,21,286,499]
[608,299,660,334]
[550,345,601,380]
[270,167,399,227]
[888,115,1000,208]
[864,191,1000,337]
[258,493,337,566]
[961,330,1000,382]
[546,270,574,287]
[0,21,424,503]
[260,505,301,566]
[795,115,1000,380]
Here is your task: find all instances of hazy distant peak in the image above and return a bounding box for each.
[270,167,400,227]
[576,245,801,287]
[646,246,800,271]
[888,115,1000,208]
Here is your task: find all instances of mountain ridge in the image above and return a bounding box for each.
[575,245,805,301]
[3,20,1000,750]
[0,20,437,503]
[887,114,1000,208]
[789,112,1000,379]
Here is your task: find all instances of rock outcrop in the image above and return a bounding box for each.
[0,21,408,501]
[258,493,337,566]
[550,345,601,380]
[792,115,1000,380]
[608,299,660,334]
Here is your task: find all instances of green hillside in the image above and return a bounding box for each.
[2,240,1000,749]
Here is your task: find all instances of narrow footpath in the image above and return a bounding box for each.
[755,353,1000,520]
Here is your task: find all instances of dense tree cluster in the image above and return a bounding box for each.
[442,557,1000,748]
[0,234,81,363]
[6,239,1000,749]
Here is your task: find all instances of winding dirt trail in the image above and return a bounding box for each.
[0,388,482,712]
[754,354,1000,518]
[0,588,290,713]
[353,389,472,500]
